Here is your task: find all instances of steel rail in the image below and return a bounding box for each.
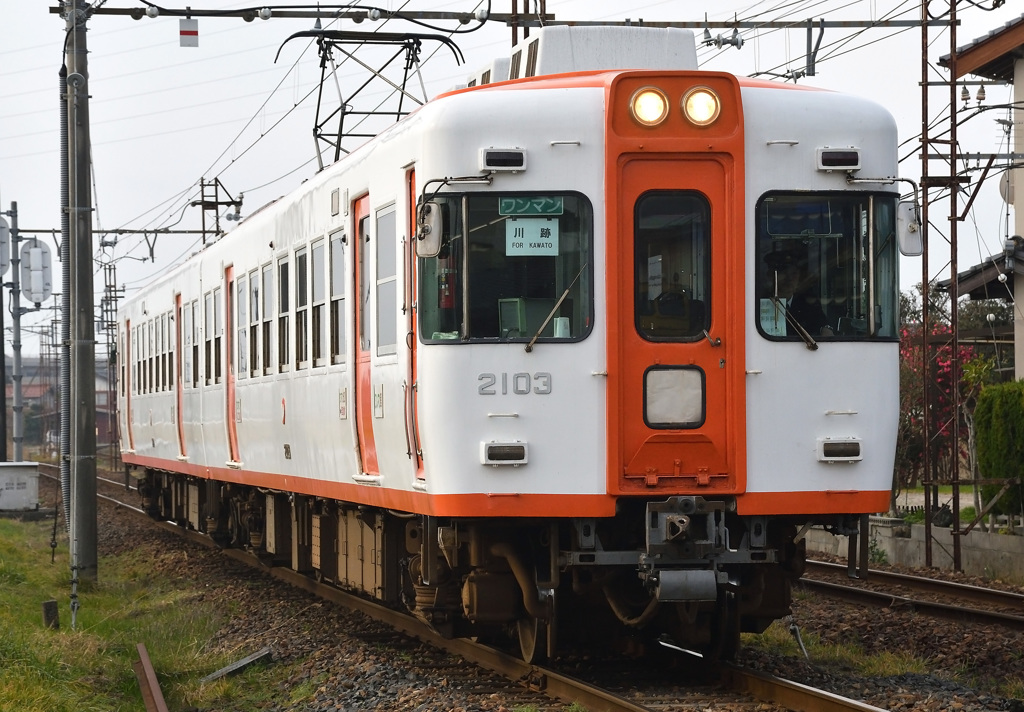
[800,578,1024,631]
[805,559,1024,611]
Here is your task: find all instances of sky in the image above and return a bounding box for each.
[1,0,1023,355]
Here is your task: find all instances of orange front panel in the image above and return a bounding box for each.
[605,72,746,498]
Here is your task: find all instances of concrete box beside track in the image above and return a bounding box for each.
[806,518,1024,583]
[0,462,39,511]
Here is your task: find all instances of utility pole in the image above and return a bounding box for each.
[64,1,97,584]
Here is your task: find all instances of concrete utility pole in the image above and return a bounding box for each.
[64,1,97,583]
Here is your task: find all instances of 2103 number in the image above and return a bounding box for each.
[478,372,552,395]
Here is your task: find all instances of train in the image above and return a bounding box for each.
[117,25,920,662]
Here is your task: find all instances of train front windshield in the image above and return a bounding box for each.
[419,193,593,343]
[755,192,899,342]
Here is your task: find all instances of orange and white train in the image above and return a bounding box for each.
[117,25,920,660]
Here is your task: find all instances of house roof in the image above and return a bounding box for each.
[938,14,1024,81]
[935,246,1023,301]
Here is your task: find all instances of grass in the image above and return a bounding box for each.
[745,621,1024,701]
[0,515,295,711]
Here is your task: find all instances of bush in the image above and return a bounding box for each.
[974,382,1024,517]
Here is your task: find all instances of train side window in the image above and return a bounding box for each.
[376,206,397,356]
[237,275,247,379]
[330,230,346,363]
[278,257,290,372]
[147,320,154,393]
[249,270,260,377]
[311,238,326,366]
[214,287,223,384]
[204,293,214,385]
[262,265,273,375]
[295,247,309,370]
[634,191,711,342]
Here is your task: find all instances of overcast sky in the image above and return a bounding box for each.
[2,0,1022,354]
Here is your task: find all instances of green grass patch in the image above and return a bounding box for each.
[744,621,928,678]
[0,517,286,711]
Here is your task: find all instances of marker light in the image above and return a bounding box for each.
[630,87,670,127]
[682,86,721,126]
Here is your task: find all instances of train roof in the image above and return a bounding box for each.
[463,25,698,87]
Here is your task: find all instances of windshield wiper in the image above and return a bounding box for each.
[525,264,587,353]
[771,297,818,351]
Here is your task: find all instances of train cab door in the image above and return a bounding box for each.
[353,195,380,477]
[613,157,745,495]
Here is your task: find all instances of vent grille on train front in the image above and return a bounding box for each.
[481,441,529,466]
[480,148,527,172]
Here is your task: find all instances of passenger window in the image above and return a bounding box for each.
[295,247,309,369]
[278,258,290,372]
[330,231,346,363]
[312,239,326,366]
[376,207,397,356]
[237,276,247,379]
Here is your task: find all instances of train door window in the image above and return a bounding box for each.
[262,265,273,375]
[376,206,397,356]
[182,306,192,389]
[204,293,214,385]
[312,238,326,366]
[249,270,260,377]
[278,257,290,372]
[119,328,125,397]
[138,323,145,393]
[191,300,200,388]
[159,314,166,390]
[420,193,593,343]
[237,275,247,379]
[214,287,223,384]
[755,193,900,341]
[634,191,711,342]
[132,325,139,395]
[330,230,346,364]
[358,216,371,351]
[167,312,174,388]
[295,247,309,369]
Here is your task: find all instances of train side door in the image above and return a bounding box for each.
[613,158,745,495]
[353,195,380,476]
[122,320,134,452]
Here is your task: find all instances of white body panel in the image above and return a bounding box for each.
[741,85,900,496]
[120,82,609,500]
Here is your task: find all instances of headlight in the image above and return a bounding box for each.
[630,86,669,127]
[681,86,720,126]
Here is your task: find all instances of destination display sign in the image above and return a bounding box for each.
[505,217,559,256]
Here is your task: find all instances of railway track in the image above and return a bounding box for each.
[39,463,888,711]
[802,559,1024,630]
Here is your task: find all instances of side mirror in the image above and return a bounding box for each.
[416,202,444,258]
[896,200,922,256]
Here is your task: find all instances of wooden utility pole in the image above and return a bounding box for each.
[64,1,97,583]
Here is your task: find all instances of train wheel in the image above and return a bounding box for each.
[705,592,740,662]
[516,615,548,663]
